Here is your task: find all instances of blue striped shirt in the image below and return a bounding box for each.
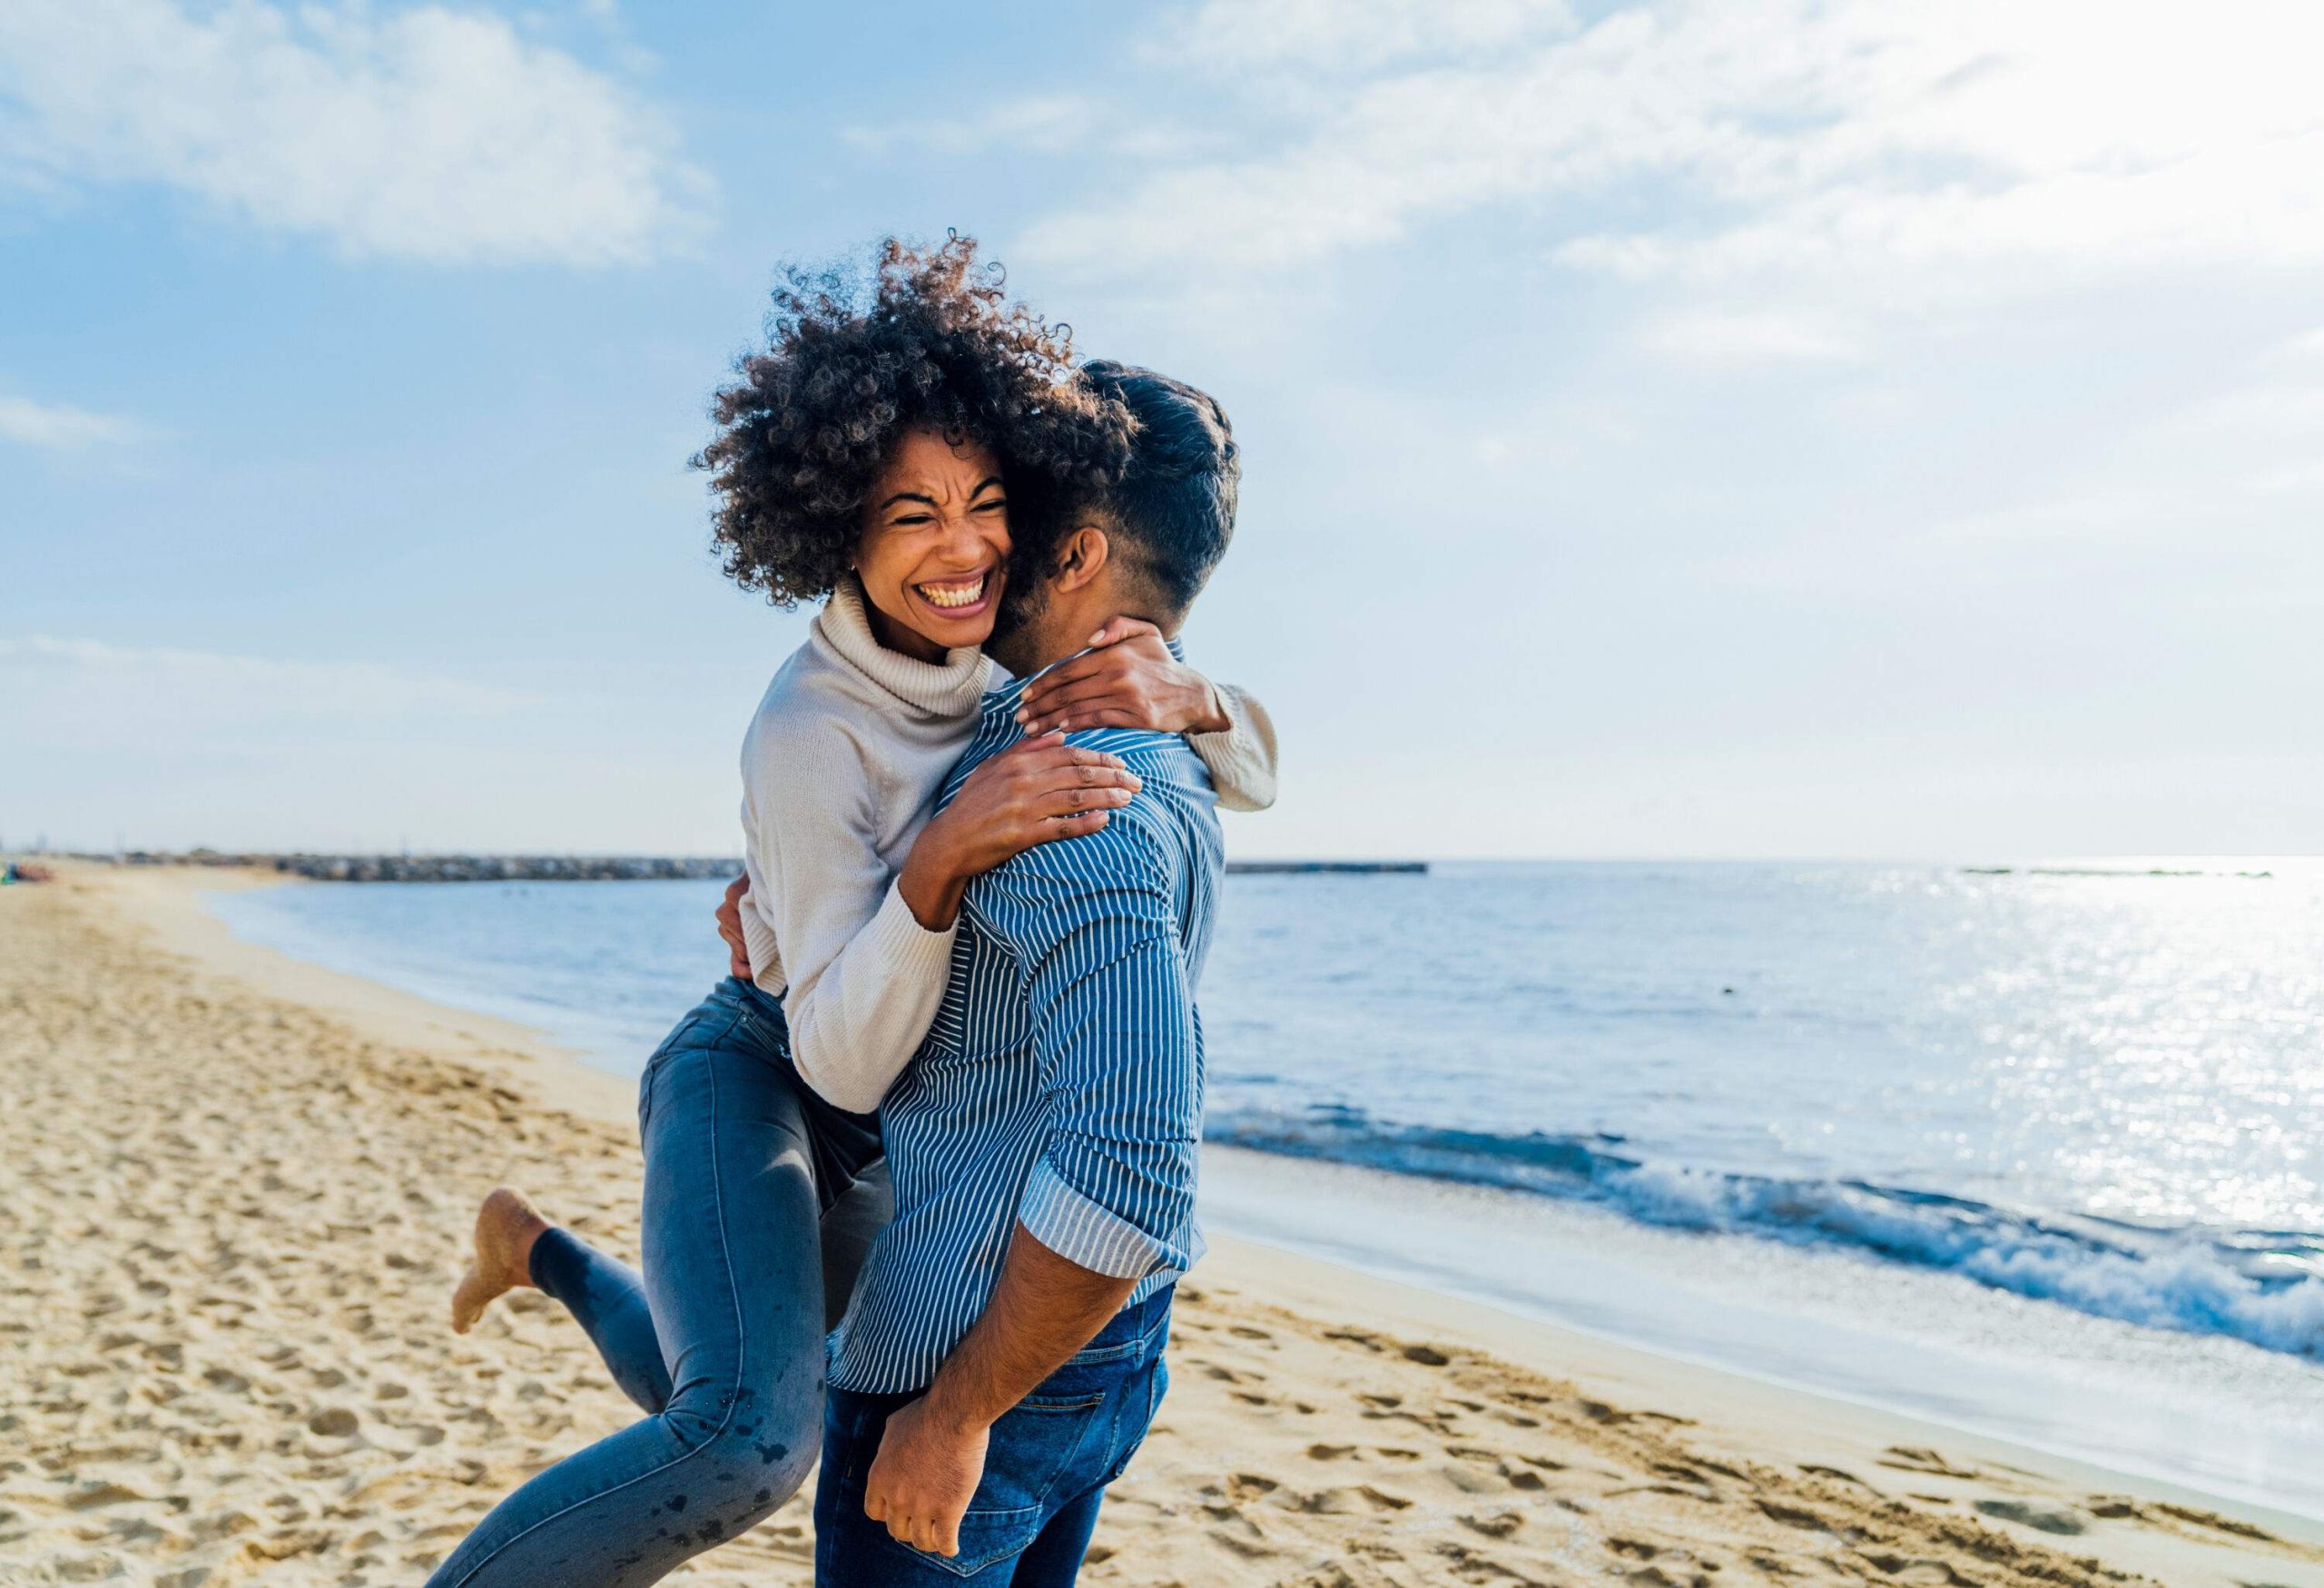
[825,646,1223,1395]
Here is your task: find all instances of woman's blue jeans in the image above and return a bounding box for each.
[425,979,887,1587]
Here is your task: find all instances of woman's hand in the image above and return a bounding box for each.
[1014,617,1233,738]
[716,875,753,980]
[897,734,1141,929]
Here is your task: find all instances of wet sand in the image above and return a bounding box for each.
[4,864,2319,1587]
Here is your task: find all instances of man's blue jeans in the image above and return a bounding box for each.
[814,1289,1173,1584]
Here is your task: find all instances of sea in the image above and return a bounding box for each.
[206,860,2324,1520]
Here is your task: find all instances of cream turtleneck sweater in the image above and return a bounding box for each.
[738,576,1276,1113]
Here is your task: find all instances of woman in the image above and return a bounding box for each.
[423,236,1276,1586]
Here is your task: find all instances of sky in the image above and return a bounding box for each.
[5,0,2322,862]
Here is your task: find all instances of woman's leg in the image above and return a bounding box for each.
[526,1227,672,1415]
[474,1156,886,1415]
[816,1155,891,1331]
[424,1002,831,1587]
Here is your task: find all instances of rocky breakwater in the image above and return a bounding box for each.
[271,854,743,883]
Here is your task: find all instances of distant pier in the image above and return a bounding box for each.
[104,851,741,883]
[89,851,1428,882]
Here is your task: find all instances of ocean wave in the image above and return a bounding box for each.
[1204,1106,2324,1360]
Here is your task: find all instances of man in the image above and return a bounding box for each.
[803,361,1245,1583]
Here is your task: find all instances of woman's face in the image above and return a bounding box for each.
[853,427,1010,663]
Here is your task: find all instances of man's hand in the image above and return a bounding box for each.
[1015,617,1232,738]
[861,1227,1140,1555]
[715,875,752,981]
[862,1396,990,1557]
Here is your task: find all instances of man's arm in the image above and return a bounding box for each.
[862,822,1202,1555]
[862,1225,1136,1556]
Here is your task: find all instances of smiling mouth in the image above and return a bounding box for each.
[913,570,994,613]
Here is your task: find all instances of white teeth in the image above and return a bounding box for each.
[917,574,988,609]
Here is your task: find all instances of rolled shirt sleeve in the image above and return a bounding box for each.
[967,825,1203,1280]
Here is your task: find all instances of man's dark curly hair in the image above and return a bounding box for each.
[694,232,1133,607]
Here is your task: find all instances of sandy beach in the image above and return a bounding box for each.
[4,865,2319,1588]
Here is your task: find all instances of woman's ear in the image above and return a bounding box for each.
[1054,524,1112,593]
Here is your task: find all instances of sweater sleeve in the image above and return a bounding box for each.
[741,719,959,1115]
[1186,682,1279,814]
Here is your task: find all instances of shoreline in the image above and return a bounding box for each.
[189,867,2324,1527]
[159,869,2324,1549]
[5,862,2317,1586]
[155,869,2324,1555]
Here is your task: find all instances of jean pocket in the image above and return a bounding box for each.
[885,1502,1044,1579]
[882,1394,1107,1579]
[635,1005,739,1131]
[1014,1323,1152,1409]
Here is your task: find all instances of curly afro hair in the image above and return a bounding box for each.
[694,232,1133,607]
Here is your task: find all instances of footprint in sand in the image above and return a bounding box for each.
[1859,1551,1977,1585]
[1459,1507,1523,1538]
[1295,1484,1412,1514]
[1754,1498,1836,1534]
[1973,1497,2087,1535]
[1877,1444,1984,1481]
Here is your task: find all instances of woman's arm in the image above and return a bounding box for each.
[1184,682,1276,814]
[743,725,1141,1114]
[745,739,953,1115]
[1013,620,1280,812]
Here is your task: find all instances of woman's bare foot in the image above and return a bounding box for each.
[450,1187,551,1334]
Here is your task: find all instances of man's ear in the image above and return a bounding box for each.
[1052,524,1111,594]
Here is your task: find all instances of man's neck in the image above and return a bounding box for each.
[999,596,1173,678]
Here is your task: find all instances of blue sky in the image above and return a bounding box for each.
[5,0,2322,860]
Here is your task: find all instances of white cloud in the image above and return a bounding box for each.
[1646,311,1860,366]
[846,94,1211,163]
[0,0,710,266]
[1149,0,1577,74]
[1022,1,2324,289]
[0,636,529,738]
[0,394,140,449]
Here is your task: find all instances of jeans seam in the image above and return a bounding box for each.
[441,1035,763,1585]
[1023,1378,1111,1517]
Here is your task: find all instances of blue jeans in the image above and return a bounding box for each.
[814,1290,1173,1585]
[426,979,888,1587]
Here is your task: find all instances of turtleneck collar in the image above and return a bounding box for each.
[812,575,995,722]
